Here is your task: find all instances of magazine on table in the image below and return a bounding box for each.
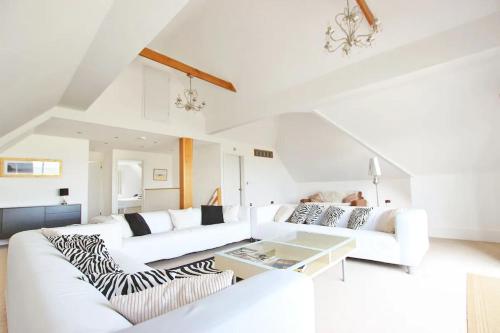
[227,247,306,271]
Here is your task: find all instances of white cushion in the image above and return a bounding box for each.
[139,211,173,233]
[111,215,134,238]
[110,271,234,324]
[223,205,240,223]
[168,208,201,230]
[274,205,295,223]
[48,222,122,250]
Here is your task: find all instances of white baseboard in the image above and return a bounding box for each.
[429,227,500,243]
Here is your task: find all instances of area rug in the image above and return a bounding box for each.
[165,257,219,277]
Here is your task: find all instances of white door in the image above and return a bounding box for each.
[88,161,103,219]
[223,154,242,206]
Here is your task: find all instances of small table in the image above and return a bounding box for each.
[214,231,356,281]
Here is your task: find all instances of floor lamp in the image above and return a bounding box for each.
[368,157,381,206]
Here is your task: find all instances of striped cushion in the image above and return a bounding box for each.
[304,204,324,224]
[62,248,122,275]
[321,206,345,227]
[347,207,373,230]
[83,270,179,300]
[110,270,234,324]
[48,234,111,259]
[289,203,310,224]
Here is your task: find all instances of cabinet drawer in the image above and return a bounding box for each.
[45,204,81,214]
[44,212,81,228]
[2,207,45,237]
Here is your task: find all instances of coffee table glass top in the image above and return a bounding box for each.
[215,231,356,276]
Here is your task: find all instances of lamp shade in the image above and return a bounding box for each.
[368,157,382,177]
[59,188,69,196]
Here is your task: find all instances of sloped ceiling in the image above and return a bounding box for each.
[0,0,189,137]
[275,113,408,182]
[148,0,500,132]
[0,0,113,136]
[317,48,500,175]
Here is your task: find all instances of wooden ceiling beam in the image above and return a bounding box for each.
[139,48,237,93]
[355,0,376,27]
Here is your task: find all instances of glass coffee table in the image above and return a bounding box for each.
[214,231,356,282]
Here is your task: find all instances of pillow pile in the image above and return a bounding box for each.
[347,207,373,230]
[321,206,345,227]
[289,203,310,224]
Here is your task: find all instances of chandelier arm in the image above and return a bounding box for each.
[328,42,348,54]
[335,13,350,38]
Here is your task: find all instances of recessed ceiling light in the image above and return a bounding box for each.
[140,145,145,148]
[137,136,147,141]
[104,142,109,145]
[113,136,119,139]
[153,141,158,144]
[76,131,83,135]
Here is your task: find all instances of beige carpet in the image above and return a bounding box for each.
[1,239,499,333]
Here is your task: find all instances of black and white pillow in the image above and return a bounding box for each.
[62,247,122,275]
[347,208,373,230]
[321,206,345,227]
[48,234,111,259]
[83,270,178,300]
[288,204,310,224]
[304,204,324,225]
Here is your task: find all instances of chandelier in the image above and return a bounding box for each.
[175,74,206,112]
[324,0,381,55]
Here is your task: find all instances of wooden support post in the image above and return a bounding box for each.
[179,138,193,209]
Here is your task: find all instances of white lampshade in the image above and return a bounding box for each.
[368,157,382,177]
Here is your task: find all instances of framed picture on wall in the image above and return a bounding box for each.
[0,157,62,177]
[153,168,167,181]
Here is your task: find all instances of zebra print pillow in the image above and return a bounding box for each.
[164,257,220,278]
[304,204,324,224]
[83,270,179,300]
[48,234,111,259]
[62,247,122,275]
[289,203,310,224]
[347,207,373,230]
[321,206,345,227]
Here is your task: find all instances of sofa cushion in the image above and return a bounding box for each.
[201,205,224,225]
[169,208,202,230]
[83,269,178,300]
[320,206,345,227]
[304,204,324,225]
[274,205,295,223]
[62,247,122,275]
[223,205,240,223]
[347,207,373,230]
[124,213,152,236]
[140,211,174,233]
[289,203,310,224]
[110,270,234,324]
[48,234,112,259]
[47,222,123,250]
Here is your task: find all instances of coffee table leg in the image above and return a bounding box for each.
[232,275,237,284]
[341,259,346,282]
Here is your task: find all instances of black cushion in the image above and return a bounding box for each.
[124,213,151,236]
[201,205,224,225]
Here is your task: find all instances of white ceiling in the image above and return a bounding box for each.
[0,0,189,137]
[317,47,500,175]
[150,0,500,99]
[34,118,180,153]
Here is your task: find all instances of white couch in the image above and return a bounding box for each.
[251,204,429,273]
[7,223,315,333]
[91,207,252,263]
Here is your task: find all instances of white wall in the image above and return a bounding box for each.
[0,134,89,222]
[111,149,177,213]
[411,173,500,242]
[193,143,222,207]
[296,178,412,208]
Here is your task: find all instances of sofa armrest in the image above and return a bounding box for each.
[120,270,315,333]
[250,205,282,237]
[395,209,429,267]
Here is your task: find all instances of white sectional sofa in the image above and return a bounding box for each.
[7,222,315,333]
[91,207,252,263]
[251,204,429,273]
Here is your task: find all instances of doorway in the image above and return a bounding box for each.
[117,160,143,214]
[223,154,243,206]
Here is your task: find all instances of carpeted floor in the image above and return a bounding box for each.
[150,238,500,333]
[1,238,499,333]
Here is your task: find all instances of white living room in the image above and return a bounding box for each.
[0,1,499,333]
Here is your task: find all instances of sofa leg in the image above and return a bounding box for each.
[405,266,416,274]
[249,238,256,243]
